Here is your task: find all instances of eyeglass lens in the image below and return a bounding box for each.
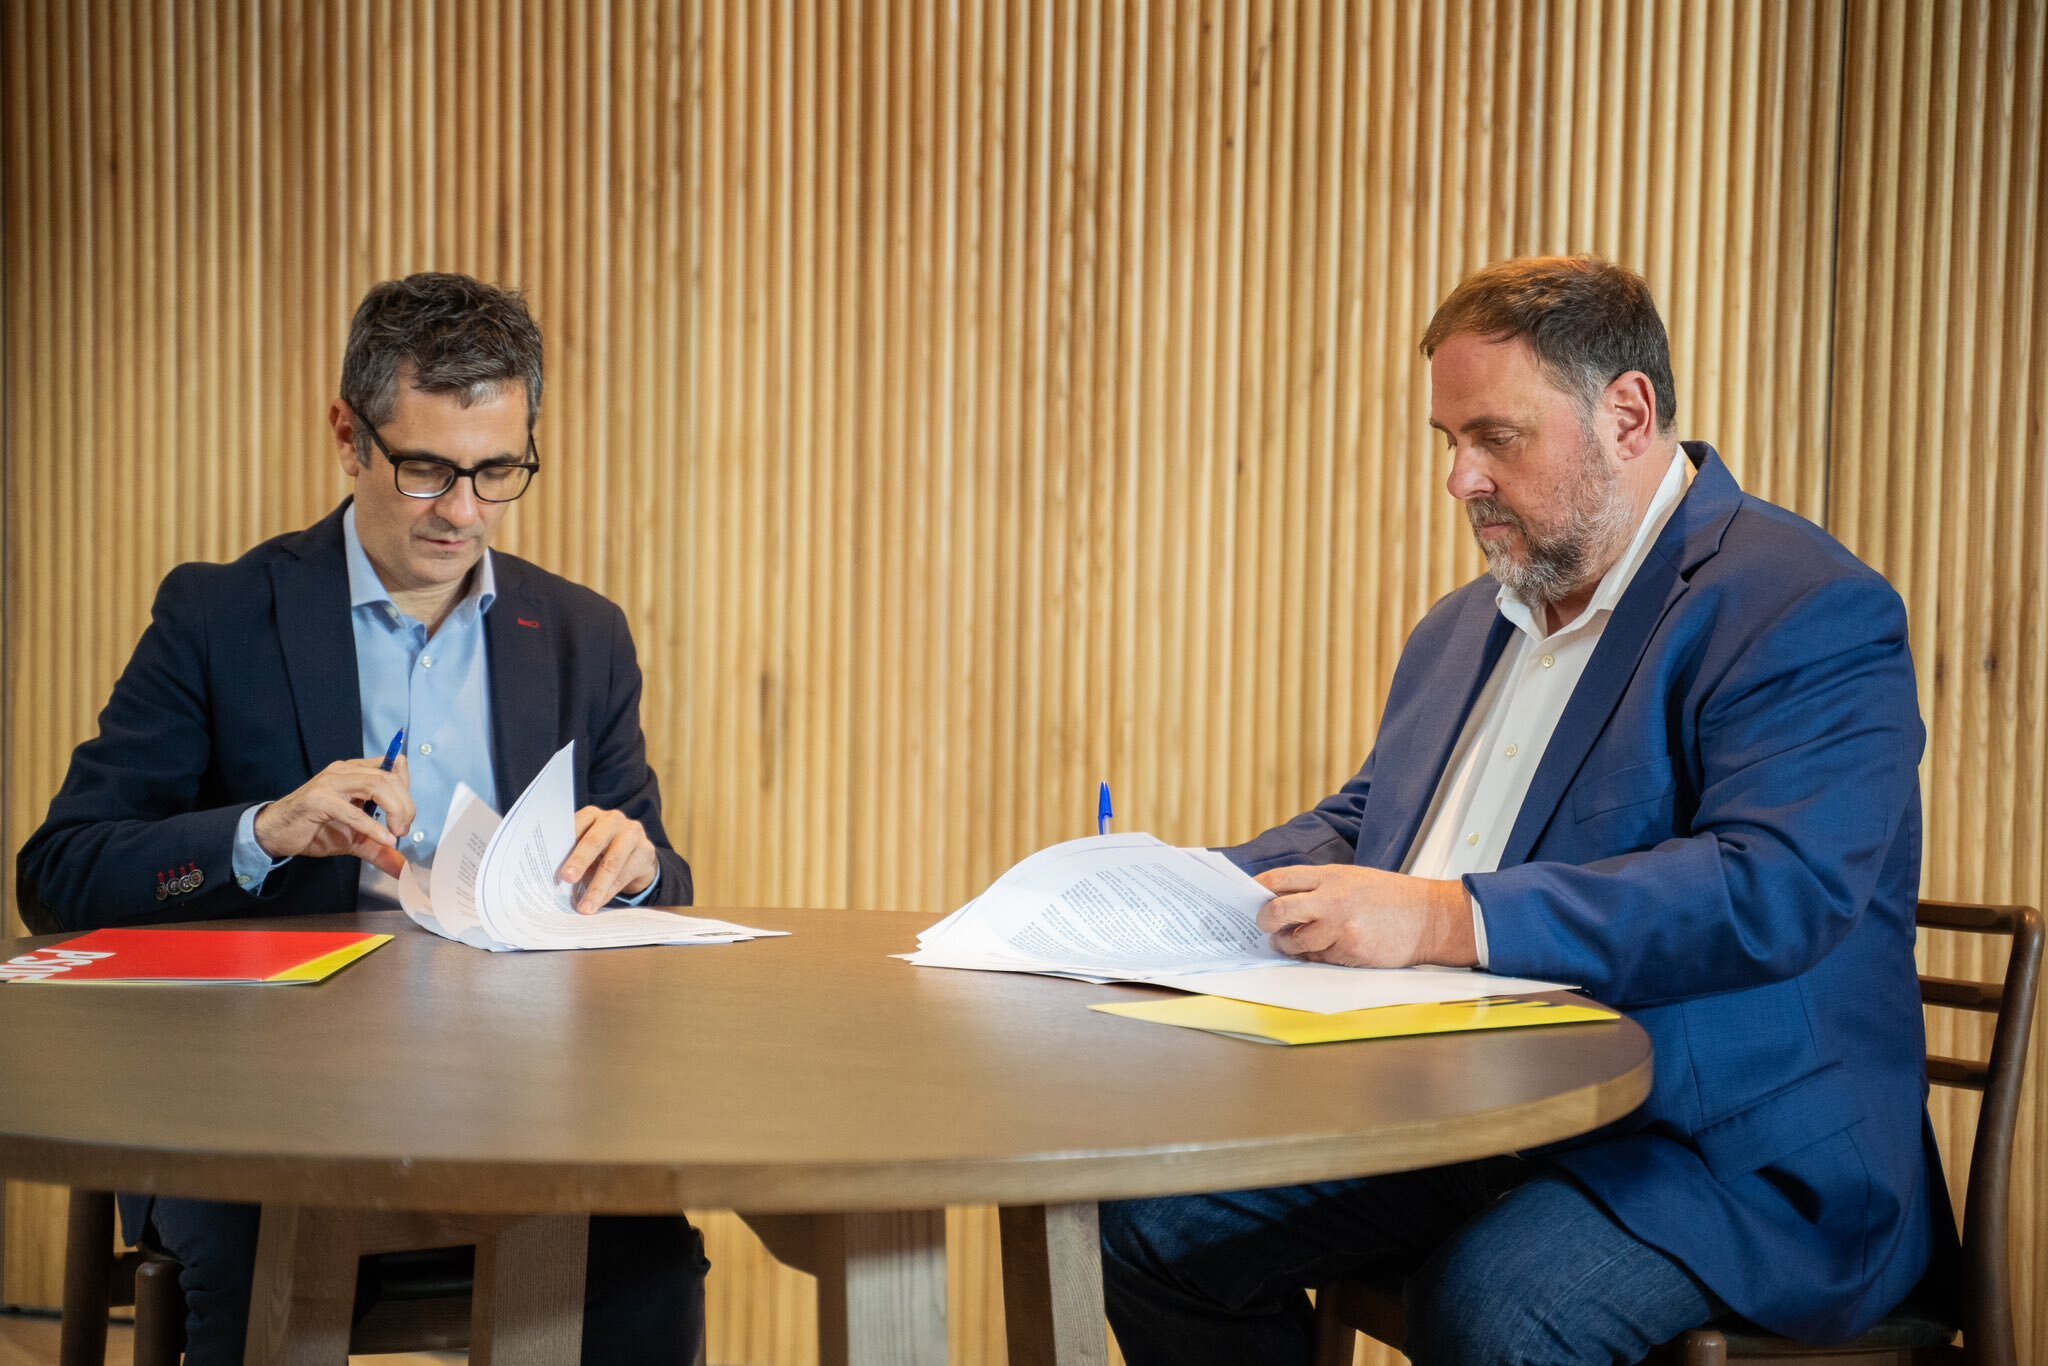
[393,459,534,502]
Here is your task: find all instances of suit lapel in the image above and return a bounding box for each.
[484,555,561,810]
[273,507,364,773]
[1364,590,1516,870]
[1499,443,1740,865]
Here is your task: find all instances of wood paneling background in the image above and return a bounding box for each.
[2,2,2039,1363]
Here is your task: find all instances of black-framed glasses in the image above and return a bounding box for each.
[353,407,541,502]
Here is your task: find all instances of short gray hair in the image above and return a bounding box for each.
[1421,255,1677,432]
[339,273,545,437]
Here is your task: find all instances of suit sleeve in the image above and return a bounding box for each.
[586,601,694,905]
[1472,574,1923,1007]
[15,568,266,931]
[1218,752,1377,873]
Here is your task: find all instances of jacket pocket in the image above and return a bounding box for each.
[1694,1062,1866,1181]
[1573,755,1676,821]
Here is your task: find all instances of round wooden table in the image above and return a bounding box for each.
[0,908,1652,1365]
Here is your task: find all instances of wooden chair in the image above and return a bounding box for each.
[57,1196,479,1366]
[1311,898,2043,1366]
[58,1197,722,1366]
[54,1190,175,1366]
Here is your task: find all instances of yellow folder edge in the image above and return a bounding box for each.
[1089,994,1618,1045]
[263,934,394,983]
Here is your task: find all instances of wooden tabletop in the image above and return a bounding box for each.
[0,909,1651,1216]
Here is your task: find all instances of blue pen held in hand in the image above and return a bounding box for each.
[363,728,406,821]
[1098,781,1114,836]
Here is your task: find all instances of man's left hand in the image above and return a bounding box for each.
[1253,864,1478,968]
[559,807,660,914]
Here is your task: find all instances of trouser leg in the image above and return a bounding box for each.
[1403,1173,1724,1366]
[581,1214,711,1366]
[1100,1156,1530,1366]
[1102,1160,1723,1366]
[144,1197,261,1366]
[149,1203,709,1366]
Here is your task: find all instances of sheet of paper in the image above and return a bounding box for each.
[1140,963,1578,1014]
[399,744,787,951]
[1090,994,1618,1044]
[911,834,1286,976]
[471,743,588,947]
[400,860,509,951]
[907,832,1573,1010]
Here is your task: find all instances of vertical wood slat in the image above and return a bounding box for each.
[1830,9,2048,1366]
[3,3,2041,1363]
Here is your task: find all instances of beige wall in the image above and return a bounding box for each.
[4,2,2042,1362]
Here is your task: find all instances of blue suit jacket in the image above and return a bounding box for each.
[17,501,692,933]
[1225,445,1954,1342]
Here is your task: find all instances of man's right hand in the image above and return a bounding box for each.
[253,755,414,878]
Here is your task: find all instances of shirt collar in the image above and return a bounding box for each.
[342,503,497,625]
[1496,446,1693,642]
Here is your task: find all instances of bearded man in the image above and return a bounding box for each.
[1100,256,1953,1365]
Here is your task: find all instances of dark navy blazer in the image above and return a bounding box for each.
[17,501,693,932]
[1225,445,1954,1342]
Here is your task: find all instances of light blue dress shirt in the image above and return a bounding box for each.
[232,506,654,907]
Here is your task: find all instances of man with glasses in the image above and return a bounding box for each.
[17,272,707,1365]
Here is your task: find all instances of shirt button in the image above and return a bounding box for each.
[1504,744,1518,757]
[421,656,435,669]
[419,742,434,756]
[1466,832,1480,847]
[411,829,425,844]
[1540,654,1555,668]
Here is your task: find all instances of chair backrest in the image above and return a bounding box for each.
[1915,899,2042,1366]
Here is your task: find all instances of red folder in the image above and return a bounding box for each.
[0,928,390,985]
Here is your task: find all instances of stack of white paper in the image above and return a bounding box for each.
[909,833,1572,1014]
[400,742,786,952]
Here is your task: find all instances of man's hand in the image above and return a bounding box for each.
[560,807,660,914]
[1253,864,1478,968]
[252,756,414,878]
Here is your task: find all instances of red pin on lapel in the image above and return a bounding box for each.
[517,617,542,629]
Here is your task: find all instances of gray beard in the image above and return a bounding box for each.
[1468,443,1636,608]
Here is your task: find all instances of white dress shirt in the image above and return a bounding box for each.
[1404,448,1694,965]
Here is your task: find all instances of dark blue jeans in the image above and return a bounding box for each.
[148,1198,708,1366]
[1101,1157,1726,1366]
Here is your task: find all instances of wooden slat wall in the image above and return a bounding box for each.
[1,2,2038,1362]
[1831,7,2048,1366]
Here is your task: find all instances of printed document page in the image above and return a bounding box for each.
[909,832,1572,1012]
[910,833,1287,976]
[400,743,785,951]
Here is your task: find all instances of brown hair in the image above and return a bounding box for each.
[340,272,545,438]
[1421,256,1676,431]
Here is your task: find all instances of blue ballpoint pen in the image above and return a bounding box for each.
[363,728,406,820]
[1098,781,1113,836]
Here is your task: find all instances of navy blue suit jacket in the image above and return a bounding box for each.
[1225,445,1953,1342]
[18,501,692,932]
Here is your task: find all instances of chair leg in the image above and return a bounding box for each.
[58,1190,114,1366]
[1310,1286,1356,1366]
[1676,1328,1728,1365]
[132,1256,186,1366]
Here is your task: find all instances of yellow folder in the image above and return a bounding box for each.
[1089,993,1618,1045]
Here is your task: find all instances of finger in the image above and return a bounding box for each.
[364,770,417,837]
[617,844,659,898]
[1255,894,1321,934]
[573,805,601,837]
[558,815,618,886]
[1272,917,1338,957]
[576,838,633,915]
[322,798,400,849]
[352,838,406,879]
[1254,865,1329,895]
